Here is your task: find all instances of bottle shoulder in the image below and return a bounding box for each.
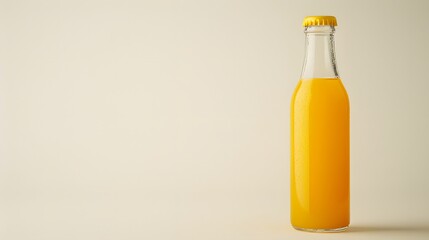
[291,78,349,107]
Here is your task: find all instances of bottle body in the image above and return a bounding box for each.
[291,17,349,232]
[291,78,349,230]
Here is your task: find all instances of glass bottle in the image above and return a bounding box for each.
[290,16,350,232]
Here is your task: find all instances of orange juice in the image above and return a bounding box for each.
[291,78,349,230]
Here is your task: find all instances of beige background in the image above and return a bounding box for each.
[1,0,429,239]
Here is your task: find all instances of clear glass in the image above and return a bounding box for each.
[291,25,350,233]
[301,26,339,79]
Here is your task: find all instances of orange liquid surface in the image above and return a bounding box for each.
[291,78,349,230]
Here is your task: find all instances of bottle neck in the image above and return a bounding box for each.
[301,26,339,79]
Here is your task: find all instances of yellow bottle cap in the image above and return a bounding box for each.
[303,16,337,27]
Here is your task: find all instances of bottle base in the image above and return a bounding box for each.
[293,225,349,233]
